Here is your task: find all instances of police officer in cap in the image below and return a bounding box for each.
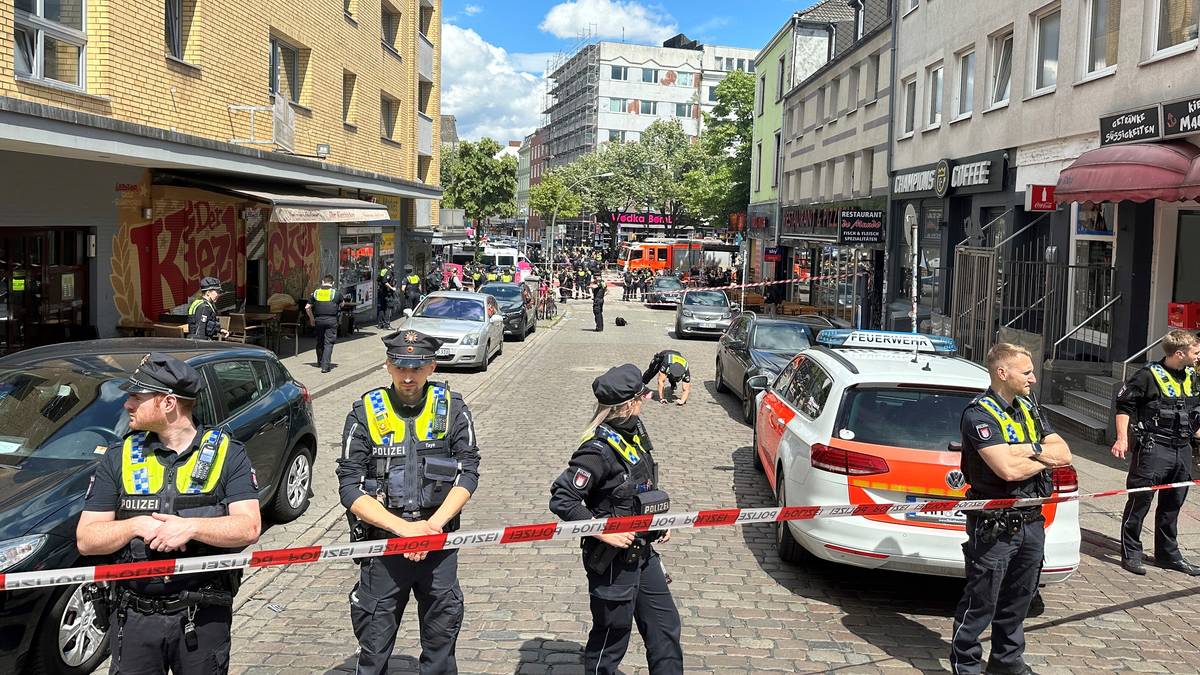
[187,276,228,340]
[549,364,683,675]
[377,262,397,329]
[336,329,481,675]
[401,264,424,313]
[307,274,344,373]
[951,343,1072,675]
[591,277,606,332]
[641,350,691,406]
[77,353,261,674]
[1112,328,1200,576]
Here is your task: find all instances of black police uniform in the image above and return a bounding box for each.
[623,271,634,301]
[186,276,222,340]
[950,389,1052,675]
[641,351,691,398]
[549,364,683,675]
[335,331,481,675]
[592,281,606,332]
[377,266,396,328]
[401,268,423,312]
[1115,360,1200,573]
[81,354,258,675]
[311,283,343,372]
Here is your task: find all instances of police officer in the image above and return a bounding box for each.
[951,343,1072,675]
[622,269,633,301]
[549,364,683,675]
[425,265,444,295]
[485,266,500,285]
[307,274,343,373]
[1112,328,1200,576]
[591,277,606,332]
[76,353,261,674]
[401,264,423,312]
[499,267,514,283]
[335,330,481,675]
[641,350,691,406]
[470,265,484,291]
[187,276,227,340]
[377,263,397,329]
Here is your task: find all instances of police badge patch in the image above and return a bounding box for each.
[975,423,992,440]
[573,468,592,489]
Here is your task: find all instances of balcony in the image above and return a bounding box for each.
[418,112,434,156]
[418,32,434,82]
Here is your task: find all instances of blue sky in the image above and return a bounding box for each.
[441,0,819,142]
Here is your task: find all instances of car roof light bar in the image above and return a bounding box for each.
[815,329,958,355]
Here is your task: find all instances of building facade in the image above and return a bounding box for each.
[2,0,442,351]
[889,0,1200,439]
[517,136,532,236]
[779,0,893,327]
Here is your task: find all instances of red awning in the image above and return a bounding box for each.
[1056,141,1200,203]
[1183,153,1200,201]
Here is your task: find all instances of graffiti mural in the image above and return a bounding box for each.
[111,191,246,323]
[267,221,320,302]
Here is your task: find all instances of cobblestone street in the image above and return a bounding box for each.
[221,300,1200,674]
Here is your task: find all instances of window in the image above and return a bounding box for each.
[842,153,855,197]
[813,163,823,199]
[989,30,1014,106]
[927,64,943,126]
[381,3,400,53]
[607,129,627,142]
[782,358,832,418]
[607,97,623,112]
[611,65,628,80]
[907,0,920,11]
[1032,8,1061,93]
[757,75,766,115]
[344,0,354,16]
[737,58,746,71]
[1154,0,1198,52]
[677,71,694,87]
[211,361,271,416]
[829,78,840,119]
[956,49,975,117]
[772,132,781,188]
[860,149,875,196]
[815,88,826,124]
[707,86,719,102]
[824,159,835,199]
[269,37,300,103]
[380,95,397,139]
[674,102,695,117]
[639,100,657,115]
[776,55,786,100]
[754,142,763,191]
[725,57,735,70]
[784,108,794,141]
[165,0,188,60]
[847,65,860,111]
[840,387,979,451]
[902,77,916,134]
[868,53,881,101]
[642,68,659,83]
[748,59,755,73]
[342,71,356,124]
[1083,0,1121,73]
[13,0,86,87]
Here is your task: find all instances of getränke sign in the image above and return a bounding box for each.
[891,151,1006,198]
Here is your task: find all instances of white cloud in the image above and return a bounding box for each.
[508,52,557,76]
[440,24,547,143]
[463,4,482,15]
[539,0,678,44]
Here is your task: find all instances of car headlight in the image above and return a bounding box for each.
[682,310,694,318]
[460,334,480,346]
[0,534,47,573]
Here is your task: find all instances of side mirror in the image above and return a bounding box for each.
[403,308,414,317]
[746,374,770,390]
[729,303,740,312]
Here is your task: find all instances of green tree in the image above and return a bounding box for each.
[441,138,517,253]
[684,69,755,225]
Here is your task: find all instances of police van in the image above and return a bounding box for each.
[750,329,1081,581]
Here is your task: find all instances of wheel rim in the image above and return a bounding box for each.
[286,452,311,509]
[59,585,105,667]
[774,479,786,546]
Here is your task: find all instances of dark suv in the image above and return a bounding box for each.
[0,339,317,675]
[479,282,537,340]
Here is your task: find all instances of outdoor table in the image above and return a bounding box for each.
[244,312,281,352]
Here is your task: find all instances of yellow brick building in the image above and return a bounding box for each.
[0,0,442,349]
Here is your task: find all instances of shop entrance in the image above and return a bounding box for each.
[0,229,91,353]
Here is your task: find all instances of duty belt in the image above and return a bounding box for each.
[115,587,232,615]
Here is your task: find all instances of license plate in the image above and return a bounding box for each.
[698,322,716,328]
[905,496,965,525]
[436,348,452,357]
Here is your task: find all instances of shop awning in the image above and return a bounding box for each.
[159,174,392,223]
[1056,141,1200,203]
[1182,155,1200,201]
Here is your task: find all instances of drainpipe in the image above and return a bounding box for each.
[883,0,899,329]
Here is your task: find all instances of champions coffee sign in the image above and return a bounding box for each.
[838,210,885,245]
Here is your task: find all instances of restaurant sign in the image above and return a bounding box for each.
[838,210,885,245]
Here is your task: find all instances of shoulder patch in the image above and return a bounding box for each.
[975,423,992,441]
[572,468,592,489]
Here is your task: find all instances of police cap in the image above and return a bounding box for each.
[199,276,222,293]
[383,329,442,368]
[592,364,650,406]
[667,362,686,381]
[404,264,414,272]
[120,352,203,399]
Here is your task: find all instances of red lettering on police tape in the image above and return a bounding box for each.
[500,523,559,544]
[777,506,820,521]
[384,534,448,554]
[604,515,652,533]
[251,546,323,567]
[95,559,178,581]
[694,509,740,527]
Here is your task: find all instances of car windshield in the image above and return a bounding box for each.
[684,291,728,307]
[751,323,812,351]
[416,297,485,322]
[0,368,130,463]
[482,286,523,302]
[653,277,683,290]
[839,387,980,451]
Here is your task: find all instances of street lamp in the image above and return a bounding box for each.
[548,172,613,271]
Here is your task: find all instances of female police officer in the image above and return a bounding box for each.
[549,364,683,675]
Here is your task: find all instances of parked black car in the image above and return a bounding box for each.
[479,282,537,341]
[0,339,317,675]
[644,275,685,308]
[715,314,823,424]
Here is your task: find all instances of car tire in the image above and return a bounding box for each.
[742,384,756,426]
[478,346,490,372]
[715,359,730,393]
[28,584,109,675]
[776,473,809,563]
[515,319,527,341]
[269,443,314,522]
[529,316,537,334]
[496,336,504,356]
[674,321,686,339]
[751,418,764,473]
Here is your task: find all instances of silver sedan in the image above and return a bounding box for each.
[400,291,505,371]
[675,289,735,339]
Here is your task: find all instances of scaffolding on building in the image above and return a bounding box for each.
[543,27,600,170]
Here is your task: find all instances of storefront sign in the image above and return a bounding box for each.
[838,210,885,245]
[1163,95,1200,139]
[1025,184,1057,212]
[781,205,840,240]
[1099,106,1161,146]
[604,212,674,225]
[763,246,782,262]
[892,151,1005,197]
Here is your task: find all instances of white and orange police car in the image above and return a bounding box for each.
[750,330,1080,582]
